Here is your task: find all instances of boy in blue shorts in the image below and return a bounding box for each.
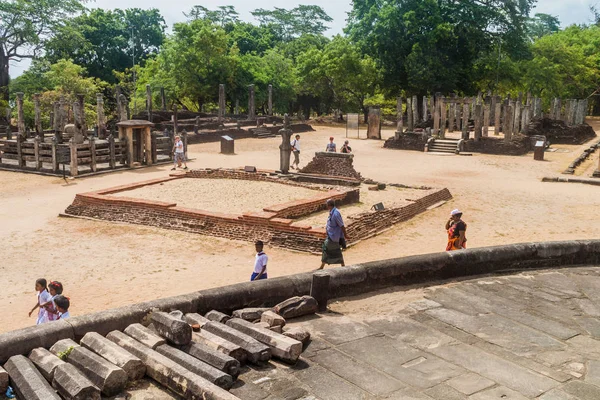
[251,241,268,281]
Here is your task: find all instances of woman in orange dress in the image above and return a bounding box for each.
[446,209,467,251]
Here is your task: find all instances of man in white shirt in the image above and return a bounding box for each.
[251,240,268,281]
[172,135,188,171]
[291,135,301,170]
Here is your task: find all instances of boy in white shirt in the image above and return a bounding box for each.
[291,135,301,170]
[54,295,71,319]
[251,241,268,281]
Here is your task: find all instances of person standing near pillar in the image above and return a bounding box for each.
[291,134,301,170]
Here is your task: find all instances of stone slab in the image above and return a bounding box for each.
[50,338,127,397]
[585,359,600,387]
[539,388,580,400]
[202,321,271,364]
[282,326,310,344]
[206,310,232,323]
[469,385,528,400]
[226,318,302,363]
[423,383,467,400]
[446,372,495,395]
[302,314,377,345]
[365,316,457,350]
[428,343,558,397]
[52,362,101,400]
[107,330,239,400]
[185,312,210,328]
[180,340,240,378]
[28,347,64,382]
[311,348,405,396]
[261,310,285,327]
[232,308,272,321]
[151,311,192,345]
[156,344,233,389]
[384,387,433,399]
[193,331,247,364]
[80,332,146,381]
[124,323,166,349]
[3,355,61,400]
[229,377,270,400]
[293,362,375,400]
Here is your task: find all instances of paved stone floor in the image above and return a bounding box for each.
[127,266,600,399]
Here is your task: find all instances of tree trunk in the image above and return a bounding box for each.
[0,47,9,103]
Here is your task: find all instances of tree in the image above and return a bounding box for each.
[185,5,239,27]
[0,0,85,101]
[251,6,332,41]
[528,13,561,41]
[44,8,166,83]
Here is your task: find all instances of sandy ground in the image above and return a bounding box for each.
[112,178,320,214]
[2,122,600,333]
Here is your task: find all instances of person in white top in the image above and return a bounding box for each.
[291,135,301,170]
[54,295,71,319]
[251,241,268,281]
[29,278,52,325]
[172,135,188,171]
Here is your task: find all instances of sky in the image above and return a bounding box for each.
[9,0,598,77]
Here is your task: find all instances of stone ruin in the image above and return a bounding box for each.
[299,152,363,181]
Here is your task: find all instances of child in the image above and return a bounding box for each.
[171,136,188,171]
[54,295,71,319]
[28,278,52,325]
[44,281,63,321]
[251,241,268,281]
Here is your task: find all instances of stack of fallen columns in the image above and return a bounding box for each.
[0,295,317,399]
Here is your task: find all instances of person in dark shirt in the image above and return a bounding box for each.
[341,140,352,154]
[446,209,467,251]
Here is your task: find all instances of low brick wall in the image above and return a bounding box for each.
[300,152,362,180]
[2,239,600,363]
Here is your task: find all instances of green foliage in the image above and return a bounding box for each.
[251,5,333,40]
[185,5,239,27]
[528,13,561,41]
[57,346,75,361]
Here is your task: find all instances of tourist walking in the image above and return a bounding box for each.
[446,209,467,251]
[326,137,337,152]
[251,240,268,281]
[291,135,301,170]
[44,281,64,321]
[28,278,51,325]
[172,135,188,171]
[319,199,349,269]
[341,140,352,154]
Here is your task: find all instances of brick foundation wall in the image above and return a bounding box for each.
[300,152,362,180]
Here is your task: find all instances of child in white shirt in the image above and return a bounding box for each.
[251,241,268,281]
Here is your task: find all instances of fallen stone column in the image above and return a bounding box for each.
[260,310,286,327]
[124,323,166,349]
[226,318,302,363]
[28,347,64,382]
[49,338,127,397]
[52,362,101,400]
[151,312,192,345]
[193,331,247,364]
[202,321,271,364]
[232,308,271,321]
[181,339,240,378]
[185,313,210,328]
[3,355,61,400]
[80,332,146,381]
[206,310,231,324]
[282,327,311,345]
[273,296,318,319]
[156,345,233,389]
[107,330,240,400]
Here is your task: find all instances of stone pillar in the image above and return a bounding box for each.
[483,97,490,137]
[504,101,514,143]
[494,97,502,136]
[522,105,531,133]
[552,98,561,120]
[412,95,419,125]
[173,105,178,135]
[534,98,542,118]
[34,93,43,138]
[218,84,226,123]
[248,84,255,120]
[568,99,576,126]
[367,107,382,139]
[235,99,239,115]
[77,94,86,138]
[422,96,428,122]
[474,104,482,141]
[146,85,153,122]
[16,92,25,137]
[513,100,521,134]
[448,99,455,133]
[432,96,439,136]
[406,96,414,132]
[160,87,167,111]
[395,97,403,138]
[119,94,128,121]
[279,114,292,174]
[268,84,273,116]
[461,98,469,140]
[97,94,107,139]
[311,271,331,312]
[72,100,84,144]
[53,102,60,132]
[439,96,446,139]
[194,116,200,134]
[490,95,497,125]
[59,96,67,132]
[576,99,587,124]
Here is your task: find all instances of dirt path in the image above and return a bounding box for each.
[1,124,599,333]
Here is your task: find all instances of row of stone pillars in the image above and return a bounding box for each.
[396,93,588,143]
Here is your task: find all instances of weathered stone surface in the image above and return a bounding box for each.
[50,338,127,397]
[107,330,239,400]
[469,385,528,400]
[169,310,184,320]
[446,372,495,395]
[206,310,232,323]
[193,331,247,364]
[274,296,318,319]
[28,347,64,382]
[255,321,270,329]
[202,321,271,364]
[282,326,311,344]
[156,344,233,389]
[232,308,272,321]
[261,310,285,327]
[124,323,166,349]
[185,312,210,328]
[52,362,101,400]
[181,340,240,378]
[269,326,283,334]
[49,338,80,355]
[0,366,8,394]
[80,332,146,381]
[151,311,192,345]
[226,318,302,363]
[424,383,468,400]
[3,355,61,400]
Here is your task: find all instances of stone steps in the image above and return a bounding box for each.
[428,138,460,154]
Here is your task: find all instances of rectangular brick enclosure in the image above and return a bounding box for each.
[64,168,452,252]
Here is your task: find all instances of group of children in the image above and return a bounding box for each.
[29,279,71,325]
